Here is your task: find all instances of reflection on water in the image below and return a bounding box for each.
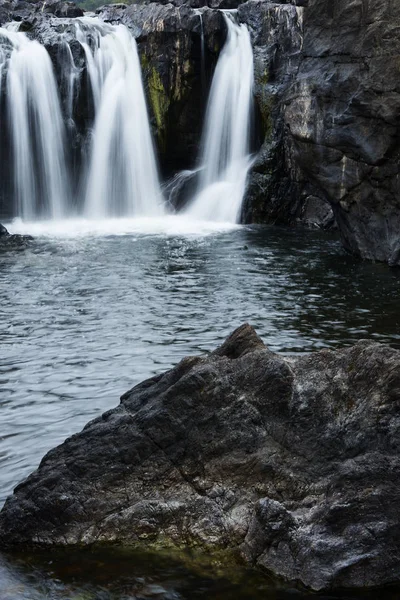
[1,220,400,598]
[1,546,399,600]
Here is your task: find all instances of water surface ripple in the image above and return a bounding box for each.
[1,222,400,598]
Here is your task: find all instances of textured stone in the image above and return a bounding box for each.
[1,324,400,591]
[240,0,400,263]
[0,222,33,249]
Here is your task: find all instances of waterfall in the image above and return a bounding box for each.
[76,18,164,218]
[58,40,80,124]
[0,18,164,222]
[186,13,254,223]
[0,25,69,220]
[194,9,206,96]
[0,12,254,227]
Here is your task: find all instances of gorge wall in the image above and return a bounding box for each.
[240,0,400,267]
[0,0,399,265]
[281,0,400,266]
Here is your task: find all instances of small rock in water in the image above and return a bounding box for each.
[0,223,33,250]
[0,223,9,236]
[137,584,169,598]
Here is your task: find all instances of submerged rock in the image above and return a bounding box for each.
[1,324,400,591]
[299,195,336,230]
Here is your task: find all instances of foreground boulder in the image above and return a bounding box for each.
[1,324,400,591]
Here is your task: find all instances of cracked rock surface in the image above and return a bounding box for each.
[1,324,400,591]
[287,0,400,265]
[244,0,400,263]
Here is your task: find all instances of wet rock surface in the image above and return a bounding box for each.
[287,0,400,265]
[0,0,83,25]
[239,0,312,228]
[240,0,400,263]
[0,222,33,249]
[1,324,400,591]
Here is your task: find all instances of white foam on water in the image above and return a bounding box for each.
[7,216,239,239]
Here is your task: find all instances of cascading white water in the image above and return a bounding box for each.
[194,9,206,95]
[76,18,164,218]
[0,12,254,227]
[0,25,69,220]
[186,12,254,223]
[58,40,80,124]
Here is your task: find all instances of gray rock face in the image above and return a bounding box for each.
[1,324,400,591]
[240,0,400,264]
[239,1,310,227]
[0,222,33,249]
[286,0,400,265]
[0,0,83,25]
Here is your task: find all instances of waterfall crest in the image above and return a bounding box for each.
[186,13,254,223]
[0,25,69,220]
[76,18,164,219]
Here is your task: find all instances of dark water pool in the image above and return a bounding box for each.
[1,218,400,598]
[1,546,400,600]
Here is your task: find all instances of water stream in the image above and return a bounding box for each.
[76,18,164,218]
[194,8,206,95]
[186,12,254,222]
[1,222,400,598]
[1,25,69,220]
[0,11,254,224]
[0,18,165,221]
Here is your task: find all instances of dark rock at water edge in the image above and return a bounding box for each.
[239,1,309,228]
[1,324,400,592]
[0,222,33,249]
[240,0,400,264]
